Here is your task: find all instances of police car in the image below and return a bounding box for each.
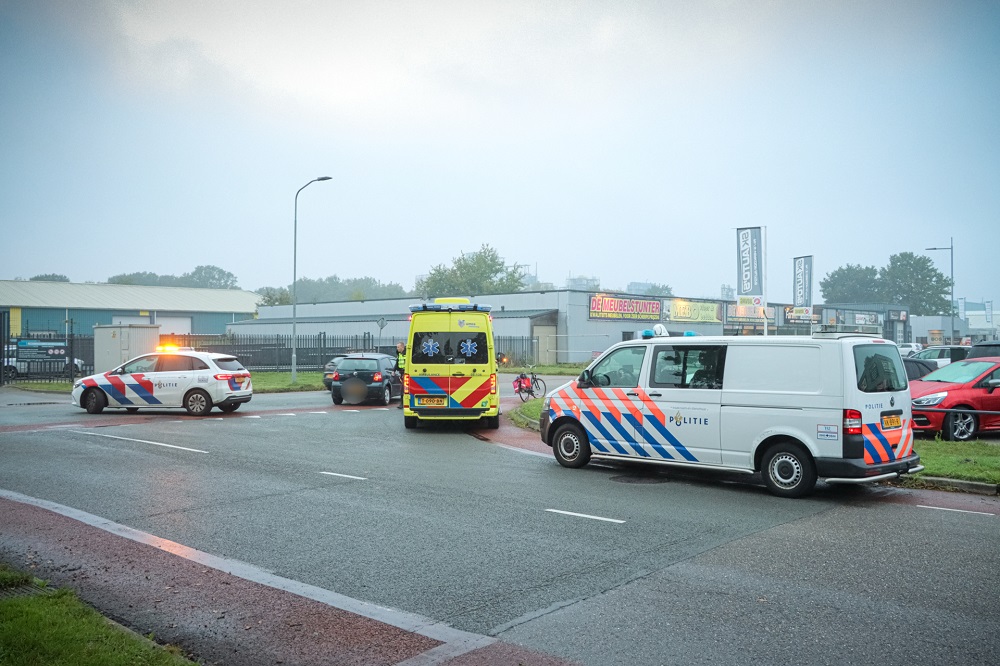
[72,348,252,416]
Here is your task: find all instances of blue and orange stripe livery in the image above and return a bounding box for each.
[862,418,914,465]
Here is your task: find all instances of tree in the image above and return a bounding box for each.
[819,264,881,303]
[107,272,163,286]
[179,265,239,289]
[256,286,292,306]
[878,252,951,316]
[29,273,69,282]
[642,283,673,297]
[415,245,526,297]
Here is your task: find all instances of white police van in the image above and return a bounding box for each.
[540,325,923,498]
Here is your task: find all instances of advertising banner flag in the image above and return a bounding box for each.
[736,227,763,305]
[792,256,812,316]
[986,301,993,325]
[958,297,966,321]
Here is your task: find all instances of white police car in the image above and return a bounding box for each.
[72,348,252,416]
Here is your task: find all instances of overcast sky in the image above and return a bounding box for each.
[2,1,998,306]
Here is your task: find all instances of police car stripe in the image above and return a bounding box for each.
[582,412,627,455]
[124,383,162,405]
[624,414,675,460]
[864,424,896,462]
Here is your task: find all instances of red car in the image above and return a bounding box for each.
[910,358,1000,441]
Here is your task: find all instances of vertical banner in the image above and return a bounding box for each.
[792,255,813,316]
[986,301,993,326]
[736,227,763,306]
[958,297,966,322]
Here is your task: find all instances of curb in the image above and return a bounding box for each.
[914,476,1000,495]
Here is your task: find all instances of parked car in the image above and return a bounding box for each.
[910,358,1000,441]
[4,345,85,380]
[327,353,401,406]
[895,342,923,357]
[321,353,349,389]
[71,350,252,416]
[910,345,970,368]
[966,341,1000,360]
[903,356,937,381]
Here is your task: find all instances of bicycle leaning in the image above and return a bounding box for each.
[513,365,546,402]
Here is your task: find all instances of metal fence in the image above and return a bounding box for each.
[0,331,539,383]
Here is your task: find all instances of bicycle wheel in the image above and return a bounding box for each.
[518,387,530,402]
[531,377,546,397]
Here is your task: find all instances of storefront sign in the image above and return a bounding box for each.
[728,304,775,323]
[671,300,723,323]
[588,294,662,321]
[15,340,68,362]
[929,329,944,345]
[782,306,818,323]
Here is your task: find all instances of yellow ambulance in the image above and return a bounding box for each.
[403,298,500,429]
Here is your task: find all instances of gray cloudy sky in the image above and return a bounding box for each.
[2,1,998,305]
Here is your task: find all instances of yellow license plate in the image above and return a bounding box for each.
[881,415,902,429]
[419,397,446,407]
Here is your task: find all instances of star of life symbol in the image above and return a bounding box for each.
[460,339,477,357]
[422,339,440,356]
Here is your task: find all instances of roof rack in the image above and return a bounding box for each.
[408,303,492,313]
[811,324,882,338]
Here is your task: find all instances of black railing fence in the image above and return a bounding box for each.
[0,331,538,383]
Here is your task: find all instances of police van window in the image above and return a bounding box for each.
[215,357,246,372]
[650,346,726,389]
[590,346,646,388]
[854,344,907,393]
[411,332,489,365]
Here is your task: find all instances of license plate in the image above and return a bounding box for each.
[419,397,446,407]
[881,415,902,429]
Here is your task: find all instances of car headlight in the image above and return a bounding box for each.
[542,395,551,411]
[73,380,82,389]
[912,391,947,407]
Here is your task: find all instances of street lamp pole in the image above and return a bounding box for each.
[291,176,331,384]
[926,237,954,344]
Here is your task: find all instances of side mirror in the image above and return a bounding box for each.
[987,378,1000,393]
[578,368,592,387]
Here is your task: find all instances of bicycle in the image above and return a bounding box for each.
[513,365,546,402]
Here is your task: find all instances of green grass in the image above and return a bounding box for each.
[910,437,1000,485]
[0,565,194,666]
[503,363,588,376]
[0,563,32,589]
[508,396,545,429]
[244,371,326,393]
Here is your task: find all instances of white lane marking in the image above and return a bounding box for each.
[309,411,328,414]
[373,408,389,411]
[545,509,625,524]
[341,409,360,413]
[278,413,297,416]
[917,505,995,516]
[319,471,368,481]
[69,430,208,454]
[0,489,494,660]
[242,415,261,418]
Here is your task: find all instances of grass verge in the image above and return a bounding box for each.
[908,437,1000,485]
[0,564,194,666]
[508,397,544,430]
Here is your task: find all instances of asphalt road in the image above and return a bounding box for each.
[1,386,999,665]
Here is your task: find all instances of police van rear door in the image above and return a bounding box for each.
[851,341,914,466]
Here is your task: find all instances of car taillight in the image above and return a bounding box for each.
[373,371,382,382]
[403,373,410,394]
[332,371,340,381]
[214,374,233,381]
[490,373,497,394]
[844,409,863,436]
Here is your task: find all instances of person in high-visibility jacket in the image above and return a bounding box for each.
[395,341,406,409]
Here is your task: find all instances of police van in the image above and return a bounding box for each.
[403,298,500,429]
[540,325,923,498]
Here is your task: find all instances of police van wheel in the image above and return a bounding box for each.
[84,389,106,414]
[762,442,816,498]
[404,416,418,429]
[184,389,213,416]
[553,423,591,468]
[484,415,500,429]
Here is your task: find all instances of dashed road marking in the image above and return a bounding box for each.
[545,509,625,524]
[319,471,368,481]
[69,430,208,454]
[917,505,995,516]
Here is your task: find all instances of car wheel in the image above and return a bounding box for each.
[219,404,240,413]
[761,442,816,498]
[382,384,392,406]
[552,422,591,468]
[184,389,212,416]
[126,407,139,413]
[484,415,500,429]
[3,366,16,381]
[945,410,977,442]
[84,389,106,414]
[404,415,417,429]
[331,391,343,405]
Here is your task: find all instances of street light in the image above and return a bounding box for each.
[291,176,332,384]
[926,237,954,345]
